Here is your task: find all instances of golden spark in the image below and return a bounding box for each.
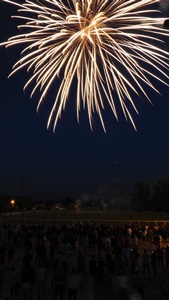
[1,0,169,131]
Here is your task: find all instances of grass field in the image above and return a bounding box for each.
[1,209,169,225]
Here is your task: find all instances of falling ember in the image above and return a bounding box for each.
[0,0,169,131]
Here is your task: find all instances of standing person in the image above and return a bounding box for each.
[67,267,82,300]
[52,263,66,299]
[36,263,47,300]
[129,249,137,277]
[65,242,72,262]
[102,267,113,299]
[7,244,15,268]
[151,250,157,276]
[89,256,97,278]
[80,272,95,300]
[156,245,164,270]
[97,256,105,283]
[132,269,145,300]
[0,263,4,296]
[49,239,56,264]
[35,239,46,265]
[105,242,113,264]
[20,265,31,300]
[28,262,36,300]
[83,236,89,255]
[133,235,139,253]
[97,235,103,256]
[117,272,129,300]
[77,252,85,275]
[165,245,169,268]
[8,267,21,298]
[142,249,150,277]
[0,244,6,266]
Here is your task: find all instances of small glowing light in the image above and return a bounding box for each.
[10,199,15,207]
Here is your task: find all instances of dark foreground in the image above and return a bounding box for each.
[0,222,169,300]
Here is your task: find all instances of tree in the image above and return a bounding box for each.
[152,178,169,212]
[62,196,75,208]
[131,182,151,210]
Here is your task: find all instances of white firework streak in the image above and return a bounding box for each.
[0,0,169,131]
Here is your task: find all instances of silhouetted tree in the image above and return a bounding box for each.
[62,196,75,208]
[131,182,151,210]
[152,178,169,212]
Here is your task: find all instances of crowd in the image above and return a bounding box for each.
[0,222,169,300]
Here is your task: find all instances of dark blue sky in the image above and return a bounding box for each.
[0,1,169,206]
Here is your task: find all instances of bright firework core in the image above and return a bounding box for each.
[0,0,169,131]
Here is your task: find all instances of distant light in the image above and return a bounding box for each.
[10,199,15,208]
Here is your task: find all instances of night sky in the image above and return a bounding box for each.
[0,1,169,207]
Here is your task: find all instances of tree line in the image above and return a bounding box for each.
[1,178,169,213]
[131,178,169,212]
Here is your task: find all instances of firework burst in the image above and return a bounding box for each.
[1,0,169,131]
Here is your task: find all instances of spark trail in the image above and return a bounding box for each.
[1,0,169,131]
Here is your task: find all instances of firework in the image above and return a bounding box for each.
[1,0,169,131]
